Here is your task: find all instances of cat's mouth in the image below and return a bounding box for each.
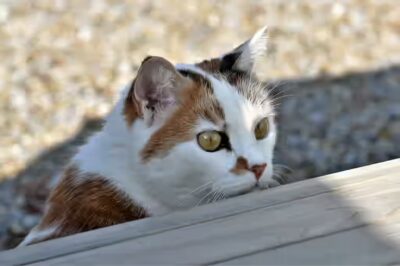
[223,183,273,199]
[216,182,256,198]
[214,178,279,200]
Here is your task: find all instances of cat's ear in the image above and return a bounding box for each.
[133,56,191,125]
[220,26,268,73]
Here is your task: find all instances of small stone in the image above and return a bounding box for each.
[22,215,40,230]
[9,222,26,236]
[331,3,346,18]
[389,121,400,143]
[0,205,6,216]
[0,4,9,23]
[388,105,400,120]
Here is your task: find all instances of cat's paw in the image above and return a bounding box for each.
[257,177,281,189]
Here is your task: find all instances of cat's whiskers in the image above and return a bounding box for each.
[207,186,226,204]
[175,182,214,208]
[274,163,293,172]
[212,190,222,203]
[266,80,288,96]
[214,190,226,203]
[272,163,294,184]
[206,191,217,205]
[270,94,293,106]
[267,84,291,102]
[195,189,215,207]
[185,181,213,197]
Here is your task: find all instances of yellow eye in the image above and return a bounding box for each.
[197,131,222,152]
[254,118,269,140]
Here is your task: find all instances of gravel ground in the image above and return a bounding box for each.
[1,0,400,250]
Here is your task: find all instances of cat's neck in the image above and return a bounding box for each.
[70,87,170,216]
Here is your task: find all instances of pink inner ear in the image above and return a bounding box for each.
[148,94,177,112]
[133,56,190,117]
[160,97,177,107]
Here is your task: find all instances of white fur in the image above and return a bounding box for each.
[73,86,170,215]
[18,226,58,247]
[218,26,268,73]
[70,27,276,215]
[70,61,277,217]
[176,64,277,193]
[234,26,268,72]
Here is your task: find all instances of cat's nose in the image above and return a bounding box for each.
[251,163,267,181]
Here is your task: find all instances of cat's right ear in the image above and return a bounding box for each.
[132,56,191,125]
[220,26,268,74]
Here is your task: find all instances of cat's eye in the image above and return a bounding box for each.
[197,131,222,152]
[254,117,269,140]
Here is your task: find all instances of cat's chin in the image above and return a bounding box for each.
[225,186,256,198]
[224,186,256,198]
[215,181,256,198]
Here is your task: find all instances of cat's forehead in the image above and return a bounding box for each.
[140,63,273,161]
[176,63,273,124]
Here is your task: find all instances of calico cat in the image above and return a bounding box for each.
[20,26,279,246]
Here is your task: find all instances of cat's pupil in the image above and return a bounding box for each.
[219,132,232,151]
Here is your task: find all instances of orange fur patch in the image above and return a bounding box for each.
[141,80,224,162]
[123,80,143,126]
[230,156,249,175]
[26,166,147,245]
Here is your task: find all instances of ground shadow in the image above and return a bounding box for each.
[273,64,400,181]
[0,118,104,249]
[0,64,399,251]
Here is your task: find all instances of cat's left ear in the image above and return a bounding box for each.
[219,26,268,73]
[133,56,191,125]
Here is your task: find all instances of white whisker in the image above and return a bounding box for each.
[184,181,213,197]
[196,190,214,207]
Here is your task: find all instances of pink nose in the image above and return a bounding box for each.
[251,163,267,181]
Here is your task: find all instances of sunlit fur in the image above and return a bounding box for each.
[76,85,275,217]
[73,75,277,216]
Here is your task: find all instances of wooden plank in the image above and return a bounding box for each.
[25,171,400,265]
[0,159,399,265]
[215,226,400,265]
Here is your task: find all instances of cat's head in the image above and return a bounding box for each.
[124,27,278,209]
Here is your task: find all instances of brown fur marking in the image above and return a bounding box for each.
[196,58,223,73]
[27,166,147,245]
[123,80,143,126]
[230,156,249,175]
[141,81,224,162]
[196,57,254,97]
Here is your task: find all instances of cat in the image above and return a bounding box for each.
[20,26,280,246]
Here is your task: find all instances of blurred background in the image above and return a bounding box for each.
[1,0,400,250]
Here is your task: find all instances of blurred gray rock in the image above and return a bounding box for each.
[275,66,400,180]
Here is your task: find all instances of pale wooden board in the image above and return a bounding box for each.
[1,159,399,265]
[25,168,400,265]
[215,226,400,265]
